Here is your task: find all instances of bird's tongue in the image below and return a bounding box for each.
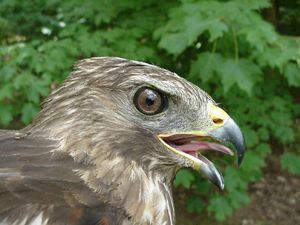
[159,134,233,190]
[168,141,233,158]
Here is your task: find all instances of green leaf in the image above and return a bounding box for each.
[228,190,251,210]
[216,58,262,95]
[13,74,30,89]
[257,128,270,142]
[274,126,295,144]
[208,196,233,221]
[241,19,277,51]
[243,127,259,148]
[184,14,210,44]
[284,63,300,87]
[174,169,195,189]
[257,45,297,71]
[0,105,13,125]
[189,52,224,82]
[281,153,300,175]
[0,83,14,100]
[241,151,265,176]
[239,0,271,9]
[0,66,16,82]
[224,166,247,192]
[21,103,39,125]
[158,33,188,55]
[195,176,212,194]
[207,20,228,42]
[187,197,205,213]
[255,143,272,158]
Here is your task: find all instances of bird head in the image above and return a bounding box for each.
[34,57,245,190]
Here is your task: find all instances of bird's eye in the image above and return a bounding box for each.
[134,87,168,115]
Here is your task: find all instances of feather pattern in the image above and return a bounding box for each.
[0,130,130,224]
[0,57,216,225]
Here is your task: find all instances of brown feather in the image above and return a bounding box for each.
[0,57,216,225]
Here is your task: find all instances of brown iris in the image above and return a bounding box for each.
[134,87,168,115]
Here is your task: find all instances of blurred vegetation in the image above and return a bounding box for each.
[0,0,299,222]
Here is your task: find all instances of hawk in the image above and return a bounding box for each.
[0,57,245,225]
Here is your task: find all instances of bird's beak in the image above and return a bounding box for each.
[208,104,246,167]
[157,104,246,189]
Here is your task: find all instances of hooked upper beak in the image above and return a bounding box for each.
[208,104,246,167]
[158,104,246,189]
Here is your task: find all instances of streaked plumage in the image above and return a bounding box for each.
[0,57,245,225]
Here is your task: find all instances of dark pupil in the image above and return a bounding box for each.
[135,88,164,115]
[145,93,156,106]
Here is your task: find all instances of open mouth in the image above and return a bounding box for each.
[159,133,234,158]
[158,133,235,189]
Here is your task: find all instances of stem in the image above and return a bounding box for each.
[232,29,239,62]
[297,39,300,67]
[212,40,218,54]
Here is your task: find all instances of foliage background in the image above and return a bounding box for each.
[0,0,299,224]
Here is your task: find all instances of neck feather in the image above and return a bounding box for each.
[76,155,176,225]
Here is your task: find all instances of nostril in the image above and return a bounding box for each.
[209,104,229,126]
[213,118,224,125]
